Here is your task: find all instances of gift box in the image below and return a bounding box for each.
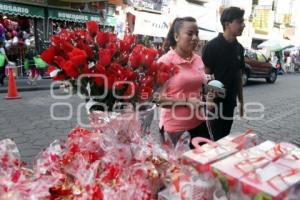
[182,130,257,174]
[211,141,276,190]
[182,137,239,173]
[240,161,300,200]
[218,130,257,150]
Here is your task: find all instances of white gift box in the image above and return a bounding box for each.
[240,161,300,200]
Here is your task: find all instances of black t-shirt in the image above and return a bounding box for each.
[202,33,245,103]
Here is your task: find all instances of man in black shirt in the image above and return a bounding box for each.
[202,7,245,140]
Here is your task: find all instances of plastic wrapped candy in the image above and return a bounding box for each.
[0,139,23,171]
[0,175,60,200]
[158,165,215,200]
[33,139,65,175]
[64,154,101,187]
[123,162,160,199]
[89,111,142,144]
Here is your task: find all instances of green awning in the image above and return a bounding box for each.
[48,8,103,24]
[0,1,44,18]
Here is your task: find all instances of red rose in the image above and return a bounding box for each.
[132,44,144,54]
[82,64,91,74]
[95,62,105,73]
[96,32,108,47]
[108,33,117,43]
[148,61,158,74]
[145,48,158,67]
[110,63,123,77]
[98,49,112,67]
[107,43,118,56]
[118,52,129,66]
[83,45,94,59]
[156,71,170,85]
[141,75,153,87]
[91,185,103,200]
[54,56,66,68]
[61,41,73,53]
[119,40,131,53]
[123,35,136,46]
[86,21,99,36]
[51,35,61,46]
[129,52,141,69]
[124,68,137,80]
[62,61,79,78]
[68,48,87,67]
[40,46,56,65]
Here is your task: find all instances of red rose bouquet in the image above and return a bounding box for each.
[41,21,177,111]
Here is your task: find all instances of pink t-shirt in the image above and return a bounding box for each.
[158,49,206,133]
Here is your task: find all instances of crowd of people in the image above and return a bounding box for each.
[0,15,40,86]
[156,7,245,145]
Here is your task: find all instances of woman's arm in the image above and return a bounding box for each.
[154,94,204,109]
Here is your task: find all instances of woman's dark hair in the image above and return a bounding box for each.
[162,17,196,54]
[220,7,244,30]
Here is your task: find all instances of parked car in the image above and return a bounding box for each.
[243,49,277,86]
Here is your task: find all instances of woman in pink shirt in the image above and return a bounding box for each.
[157,17,210,147]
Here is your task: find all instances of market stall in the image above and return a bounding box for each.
[0,0,44,77]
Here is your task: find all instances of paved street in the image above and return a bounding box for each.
[1,74,300,165]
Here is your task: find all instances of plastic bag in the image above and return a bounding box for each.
[34,56,47,69]
[0,53,5,67]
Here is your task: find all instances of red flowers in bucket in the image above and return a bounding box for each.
[41,21,177,111]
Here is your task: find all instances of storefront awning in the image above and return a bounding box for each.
[0,1,44,18]
[48,8,103,24]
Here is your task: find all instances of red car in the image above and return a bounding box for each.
[243,49,277,86]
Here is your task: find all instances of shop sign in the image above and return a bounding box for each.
[252,7,273,35]
[48,8,102,23]
[127,0,164,12]
[133,11,169,37]
[57,12,89,21]
[0,1,44,18]
[0,4,29,14]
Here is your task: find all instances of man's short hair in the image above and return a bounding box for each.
[220,7,245,30]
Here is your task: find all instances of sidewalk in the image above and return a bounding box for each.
[0,77,59,93]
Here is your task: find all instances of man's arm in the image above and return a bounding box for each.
[237,69,244,117]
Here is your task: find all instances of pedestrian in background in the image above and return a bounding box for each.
[26,42,39,85]
[202,7,245,140]
[156,17,211,147]
[0,41,10,86]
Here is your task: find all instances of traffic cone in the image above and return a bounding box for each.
[5,68,21,99]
